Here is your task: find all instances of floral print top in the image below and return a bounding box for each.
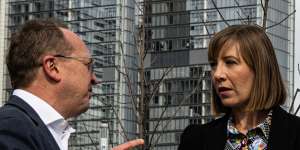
[224,111,272,150]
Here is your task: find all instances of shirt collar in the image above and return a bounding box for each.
[50,119,75,134]
[227,110,272,139]
[13,89,64,125]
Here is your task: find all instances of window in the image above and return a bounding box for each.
[243,7,256,18]
[168,40,172,50]
[12,5,21,13]
[94,21,104,28]
[94,35,104,41]
[166,95,172,105]
[35,2,41,11]
[168,15,173,25]
[206,11,217,21]
[154,96,159,104]
[181,39,190,48]
[24,4,29,12]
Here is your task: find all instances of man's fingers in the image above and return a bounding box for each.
[112,139,144,150]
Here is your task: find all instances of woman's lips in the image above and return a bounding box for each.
[218,87,232,98]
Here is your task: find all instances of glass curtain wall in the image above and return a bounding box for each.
[4,0,295,149]
[0,0,7,105]
[144,0,213,149]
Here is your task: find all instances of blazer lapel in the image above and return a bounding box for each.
[6,95,61,150]
[205,115,228,150]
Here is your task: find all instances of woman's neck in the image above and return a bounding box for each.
[231,109,268,135]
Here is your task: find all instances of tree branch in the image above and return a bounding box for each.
[260,0,266,15]
[149,76,205,148]
[194,6,211,38]
[115,65,139,120]
[80,121,99,149]
[289,88,300,113]
[146,67,175,148]
[146,66,174,104]
[210,0,230,26]
[99,96,130,142]
[261,0,269,29]
[233,0,247,17]
[266,10,296,30]
[293,89,300,115]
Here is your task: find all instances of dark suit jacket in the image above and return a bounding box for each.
[0,95,60,150]
[178,107,300,150]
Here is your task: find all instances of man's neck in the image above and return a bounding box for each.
[23,84,67,119]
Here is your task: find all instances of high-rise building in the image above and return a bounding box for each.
[144,0,295,149]
[0,0,7,106]
[4,0,138,149]
[2,0,295,150]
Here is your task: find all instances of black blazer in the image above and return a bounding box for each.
[178,107,300,150]
[0,95,60,150]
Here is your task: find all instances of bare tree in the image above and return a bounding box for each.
[290,64,300,114]
[93,0,297,149]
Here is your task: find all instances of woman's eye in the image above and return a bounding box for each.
[209,62,217,68]
[225,60,237,65]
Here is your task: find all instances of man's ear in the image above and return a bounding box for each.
[42,55,61,82]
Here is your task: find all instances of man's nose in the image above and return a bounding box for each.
[91,73,100,85]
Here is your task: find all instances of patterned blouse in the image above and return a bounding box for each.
[224,111,272,150]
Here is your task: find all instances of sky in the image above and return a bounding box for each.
[293,0,300,115]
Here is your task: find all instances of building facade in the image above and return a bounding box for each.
[0,0,7,106]
[2,0,295,150]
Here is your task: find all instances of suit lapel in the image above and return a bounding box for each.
[6,95,61,150]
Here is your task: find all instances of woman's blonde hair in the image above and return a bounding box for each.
[208,25,286,115]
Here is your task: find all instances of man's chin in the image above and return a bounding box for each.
[75,105,89,117]
[81,106,89,113]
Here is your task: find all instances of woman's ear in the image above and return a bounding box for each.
[42,55,61,82]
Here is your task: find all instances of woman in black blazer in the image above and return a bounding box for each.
[179,25,300,150]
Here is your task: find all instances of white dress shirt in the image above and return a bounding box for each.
[13,89,75,150]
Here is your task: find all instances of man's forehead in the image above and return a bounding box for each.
[59,27,80,42]
[59,27,90,55]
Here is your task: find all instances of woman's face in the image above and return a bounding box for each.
[211,43,254,110]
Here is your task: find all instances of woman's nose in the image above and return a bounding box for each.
[212,64,226,82]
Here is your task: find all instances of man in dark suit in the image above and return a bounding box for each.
[0,19,143,150]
